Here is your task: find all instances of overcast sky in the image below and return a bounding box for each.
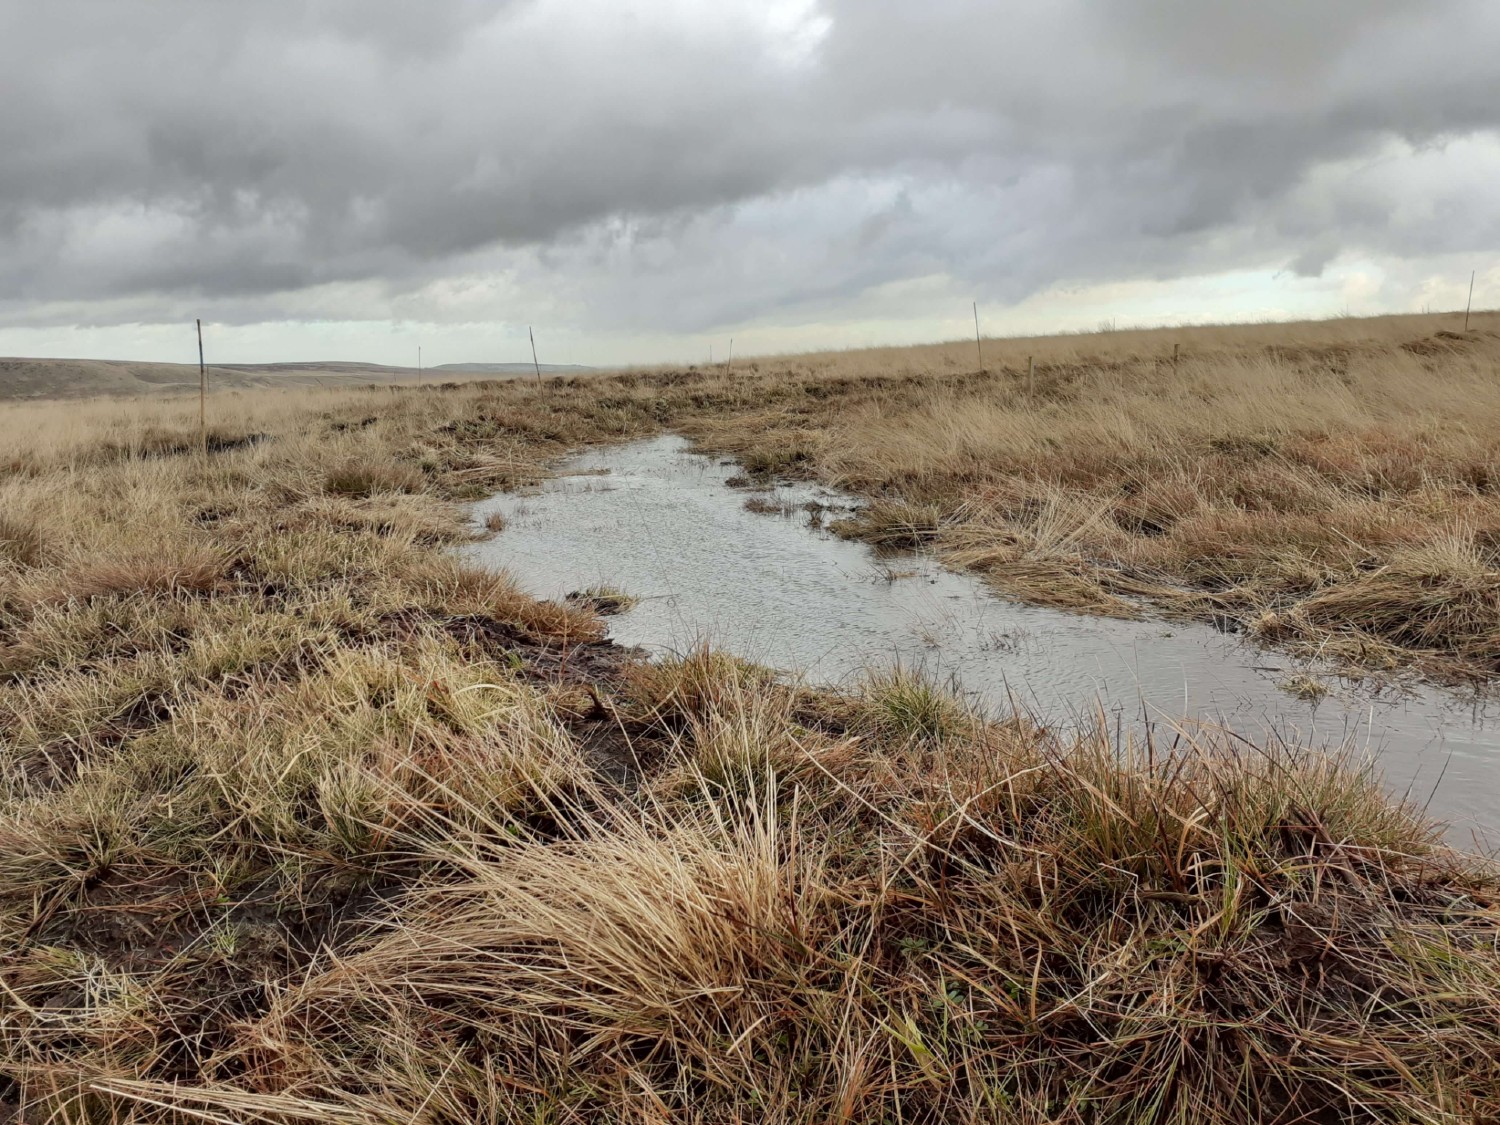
[2,0,1498,367]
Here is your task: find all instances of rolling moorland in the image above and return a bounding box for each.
[2,310,1500,1122]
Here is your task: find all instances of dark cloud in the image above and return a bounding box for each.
[2,0,1498,335]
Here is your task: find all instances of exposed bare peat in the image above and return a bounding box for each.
[1,311,1500,1123]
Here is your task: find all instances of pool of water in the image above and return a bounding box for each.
[463,435,1500,842]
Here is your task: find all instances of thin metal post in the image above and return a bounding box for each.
[727,338,734,373]
[196,319,207,457]
[1465,270,1476,332]
[529,327,542,384]
[973,302,983,373]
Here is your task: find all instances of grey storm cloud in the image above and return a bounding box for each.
[2,0,1499,330]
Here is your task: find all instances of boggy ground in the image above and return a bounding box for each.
[2,311,1500,1122]
[665,313,1500,686]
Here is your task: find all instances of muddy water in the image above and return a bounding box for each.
[464,435,1500,840]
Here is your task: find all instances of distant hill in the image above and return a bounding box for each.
[433,362,594,375]
[0,358,596,401]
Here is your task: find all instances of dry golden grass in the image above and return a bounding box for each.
[2,310,1499,1122]
[8,654,1500,1123]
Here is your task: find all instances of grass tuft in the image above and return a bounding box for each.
[857,666,970,744]
[0,514,45,568]
[58,543,229,602]
[564,584,638,616]
[323,457,426,497]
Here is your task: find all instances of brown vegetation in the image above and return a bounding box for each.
[2,310,1499,1121]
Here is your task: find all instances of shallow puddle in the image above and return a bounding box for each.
[465,435,1500,841]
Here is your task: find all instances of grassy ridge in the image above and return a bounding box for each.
[1,312,1499,1121]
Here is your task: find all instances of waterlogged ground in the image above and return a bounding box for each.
[466,435,1500,840]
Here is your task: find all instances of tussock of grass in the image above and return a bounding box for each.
[564,584,638,615]
[743,493,802,517]
[832,498,945,547]
[89,424,265,463]
[323,457,426,498]
[857,666,971,744]
[294,494,474,547]
[1265,533,1500,672]
[645,676,843,800]
[619,647,779,734]
[52,543,230,603]
[0,515,45,569]
[1280,672,1331,701]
